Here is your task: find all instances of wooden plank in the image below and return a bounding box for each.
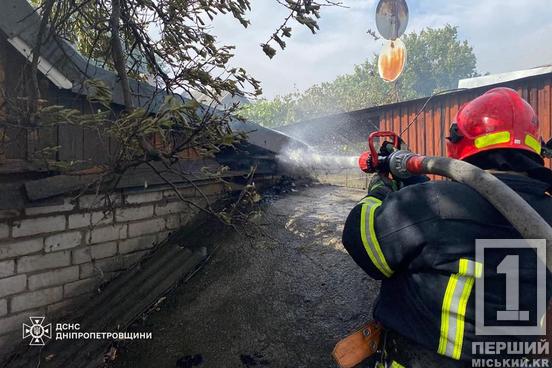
[529,81,539,113]
[82,100,110,164]
[522,85,529,102]
[0,183,26,209]
[541,79,551,141]
[25,175,101,201]
[55,90,86,161]
[3,126,27,159]
[36,126,58,160]
[0,159,50,174]
[423,101,432,155]
[58,124,84,161]
[437,99,445,157]
[392,105,400,134]
[412,103,421,153]
[547,78,552,169]
[381,109,389,131]
[444,97,451,157]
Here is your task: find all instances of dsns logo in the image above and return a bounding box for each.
[22,317,52,346]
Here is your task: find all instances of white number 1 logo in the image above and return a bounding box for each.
[496,255,529,321]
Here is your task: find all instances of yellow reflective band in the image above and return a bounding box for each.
[453,276,475,360]
[368,202,394,277]
[358,196,376,205]
[459,259,469,275]
[438,259,477,360]
[438,274,459,355]
[474,262,483,279]
[458,259,483,278]
[359,197,393,278]
[525,134,542,154]
[390,361,406,368]
[474,131,511,149]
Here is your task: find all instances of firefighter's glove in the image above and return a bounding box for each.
[367,173,398,201]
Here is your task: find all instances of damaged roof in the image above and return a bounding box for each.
[0,0,169,111]
[0,0,302,155]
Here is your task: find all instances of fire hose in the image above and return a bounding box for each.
[387,150,552,272]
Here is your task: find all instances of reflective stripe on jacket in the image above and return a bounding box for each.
[342,174,552,362]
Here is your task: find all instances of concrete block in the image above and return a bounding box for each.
[17,251,71,273]
[25,199,74,216]
[157,231,171,243]
[115,205,154,222]
[47,293,91,316]
[0,275,27,298]
[90,242,117,260]
[94,256,125,273]
[0,238,43,261]
[128,218,165,238]
[0,299,6,317]
[0,223,8,239]
[72,242,117,264]
[0,210,20,221]
[79,263,93,279]
[79,193,121,209]
[28,266,79,290]
[91,211,113,226]
[72,247,90,265]
[0,260,15,278]
[11,286,63,312]
[181,211,196,226]
[123,250,149,268]
[119,235,156,254]
[165,215,181,230]
[64,278,97,298]
[155,201,186,216]
[125,191,163,204]
[44,231,82,252]
[68,213,91,229]
[163,187,196,199]
[80,256,124,279]
[0,310,42,336]
[12,215,66,238]
[86,224,127,244]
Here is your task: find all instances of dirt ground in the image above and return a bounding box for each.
[112,185,379,368]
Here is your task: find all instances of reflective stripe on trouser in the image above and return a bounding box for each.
[375,361,405,368]
[437,258,481,360]
[390,361,405,368]
[359,196,394,278]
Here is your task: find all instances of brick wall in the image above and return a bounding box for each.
[0,183,224,355]
[0,36,6,160]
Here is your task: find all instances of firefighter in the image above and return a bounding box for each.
[342,87,552,367]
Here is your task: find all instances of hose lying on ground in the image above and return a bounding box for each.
[388,151,552,272]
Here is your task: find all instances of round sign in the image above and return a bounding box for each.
[375,0,409,40]
[378,38,407,82]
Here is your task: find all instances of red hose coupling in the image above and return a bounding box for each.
[388,151,426,179]
[406,155,426,175]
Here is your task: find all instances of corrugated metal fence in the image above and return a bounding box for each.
[378,73,552,168]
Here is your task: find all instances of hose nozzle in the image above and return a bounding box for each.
[388,150,421,179]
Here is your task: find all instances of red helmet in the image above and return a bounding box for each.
[446,87,542,161]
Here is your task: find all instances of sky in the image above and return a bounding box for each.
[211,0,552,99]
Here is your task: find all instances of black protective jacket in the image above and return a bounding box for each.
[342,173,552,362]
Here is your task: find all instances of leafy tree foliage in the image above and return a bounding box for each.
[240,25,479,128]
[10,0,340,222]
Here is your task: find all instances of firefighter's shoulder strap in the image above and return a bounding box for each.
[332,321,383,368]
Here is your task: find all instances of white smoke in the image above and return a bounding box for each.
[276,147,358,175]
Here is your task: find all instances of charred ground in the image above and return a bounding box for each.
[111,185,379,368]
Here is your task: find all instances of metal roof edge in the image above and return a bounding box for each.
[458,66,552,89]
